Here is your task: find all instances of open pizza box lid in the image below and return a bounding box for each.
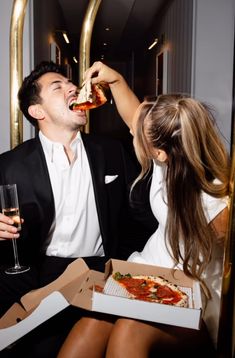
[0,258,202,351]
[0,258,104,351]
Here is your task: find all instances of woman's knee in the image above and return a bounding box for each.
[58,317,114,358]
[111,318,138,339]
[106,319,154,358]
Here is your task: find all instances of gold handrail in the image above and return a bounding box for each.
[10,0,28,149]
[79,0,102,133]
[8,1,235,355]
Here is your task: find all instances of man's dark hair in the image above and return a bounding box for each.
[18,61,66,127]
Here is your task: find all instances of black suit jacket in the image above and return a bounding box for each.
[0,133,145,264]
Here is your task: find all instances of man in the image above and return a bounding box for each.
[0,61,157,356]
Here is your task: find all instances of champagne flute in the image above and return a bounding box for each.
[0,184,30,274]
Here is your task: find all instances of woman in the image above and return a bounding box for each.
[57,62,230,357]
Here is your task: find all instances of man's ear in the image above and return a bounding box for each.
[28,104,44,120]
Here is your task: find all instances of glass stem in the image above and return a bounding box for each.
[12,238,21,268]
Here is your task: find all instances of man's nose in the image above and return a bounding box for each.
[68,83,78,94]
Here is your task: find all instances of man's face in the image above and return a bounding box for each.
[35,72,87,131]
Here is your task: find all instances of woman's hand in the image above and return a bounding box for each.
[84,62,140,129]
[83,61,121,85]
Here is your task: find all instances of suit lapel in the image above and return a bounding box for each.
[81,133,109,242]
[24,137,55,240]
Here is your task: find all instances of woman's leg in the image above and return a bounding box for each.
[106,318,215,358]
[57,315,114,358]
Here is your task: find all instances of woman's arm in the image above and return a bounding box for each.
[209,207,228,243]
[84,61,140,129]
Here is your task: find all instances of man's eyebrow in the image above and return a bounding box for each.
[49,80,62,86]
[49,79,72,87]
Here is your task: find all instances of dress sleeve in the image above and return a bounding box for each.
[202,191,228,223]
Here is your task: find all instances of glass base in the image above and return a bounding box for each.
[5,265,30,274]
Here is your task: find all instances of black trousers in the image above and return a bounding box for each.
[0,255,107,357]
[39,255,107,285]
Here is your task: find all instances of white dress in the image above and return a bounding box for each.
[128,161,228,347]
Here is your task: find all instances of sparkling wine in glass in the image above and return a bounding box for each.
[0,184,30,274]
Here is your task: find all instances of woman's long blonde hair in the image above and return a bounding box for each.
[132,94,230,292]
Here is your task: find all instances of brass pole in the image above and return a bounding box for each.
[10,0,28,149]
[79,0,102,133]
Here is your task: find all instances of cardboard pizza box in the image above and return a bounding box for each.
[0,258,104,351]
[0,258,202,351]
[91,259,202,330]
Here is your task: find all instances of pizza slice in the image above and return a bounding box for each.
[103,272,188,307]
[70,79,108,111]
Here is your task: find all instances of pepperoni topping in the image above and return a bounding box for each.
[114,274,185,305]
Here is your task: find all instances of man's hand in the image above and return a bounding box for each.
[0,213,21,240]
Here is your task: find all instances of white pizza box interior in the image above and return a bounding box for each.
[0,258,202,351]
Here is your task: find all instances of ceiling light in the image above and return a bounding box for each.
[55,30,70,44]
[73,56,78,63]
[148,38,158,50]
[62,31,70,44]
[105,27,110,31]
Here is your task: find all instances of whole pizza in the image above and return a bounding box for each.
[103,272,188,307]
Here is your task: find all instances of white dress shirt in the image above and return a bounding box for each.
[39,131,104,258]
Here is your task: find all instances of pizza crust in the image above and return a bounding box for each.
[77,79,93,104]
[103,273,188,308]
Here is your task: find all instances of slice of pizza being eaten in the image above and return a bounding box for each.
[70,80,108,111]
[103,272,188,307]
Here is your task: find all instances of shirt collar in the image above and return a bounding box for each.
[39,130,82,162]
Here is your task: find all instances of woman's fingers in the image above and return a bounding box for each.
[83,61,119,85]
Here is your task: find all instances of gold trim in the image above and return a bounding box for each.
[79,0,102,133]
[217,127,235,355]
[224,144,235,293]
[10,0,28,149]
